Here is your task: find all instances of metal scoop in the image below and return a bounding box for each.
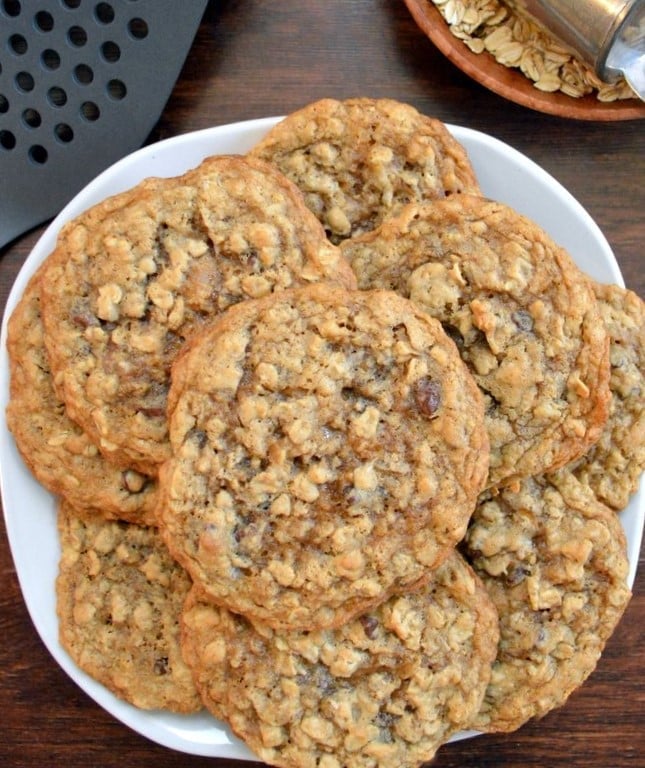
[0,0,208,250]
[511,0,645,100]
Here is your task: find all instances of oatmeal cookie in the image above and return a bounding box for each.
[568,282,644,510]
[463,469,631,733]
[56,501,200,712]
[159,283,489,630]
[341,196,611,488]
[5,269,157,524]
[248,97,480,243]
[40,154,356,475]
[180,551,499,768]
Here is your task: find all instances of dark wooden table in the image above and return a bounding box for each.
[1,2,643,767]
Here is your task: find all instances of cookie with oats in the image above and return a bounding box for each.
[159,283,489,631]
[248,97,480,244]
[39,154,356,475]
[341,196,611,488]
[56,501,201,712]
[5,269,157,525]
[463,469,631,733]
[568,281,644,510]
[180,551,499,768]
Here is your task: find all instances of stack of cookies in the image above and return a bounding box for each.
[5,97,642,767]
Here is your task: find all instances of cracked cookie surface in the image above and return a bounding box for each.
[5,269,157,524]
[180,551,499,768]
[568,281,644,510]
[56,501,201,712]
[248,97,480,243]
[40,155,355,475]
[342,196,611,488]
[463,469,631,733]
[159,283,489,630]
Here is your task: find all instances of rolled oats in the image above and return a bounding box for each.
[430,0,637,100]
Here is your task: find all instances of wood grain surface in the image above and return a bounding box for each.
[1,2,643,767]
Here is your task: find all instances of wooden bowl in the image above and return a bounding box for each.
[403,0,645,121]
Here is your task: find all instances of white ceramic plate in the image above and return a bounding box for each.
[1,118,642,760]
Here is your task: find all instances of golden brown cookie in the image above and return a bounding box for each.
[342,196,611,488]
[248,97,480,243]
[159,283,489,630]
[40,154,356,475]
[180,551,499,768]
[5,269,157,524]
[568,281,644,510]
[463,469,631,733]
[56,501,200,712]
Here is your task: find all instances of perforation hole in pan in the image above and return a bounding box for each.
[0,0,148,167]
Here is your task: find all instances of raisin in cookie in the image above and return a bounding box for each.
[5,269,157,524]
[248,97,480,243]
[159,283,489,630]
[40,154,356,475]
[463,469,631,733]
[568,281,644,510]
[342,196,611,488]
[56,501,200,712]
[180,551,499,768]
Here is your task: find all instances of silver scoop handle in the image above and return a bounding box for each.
[509,0,645,99]
[605,2,645,99]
